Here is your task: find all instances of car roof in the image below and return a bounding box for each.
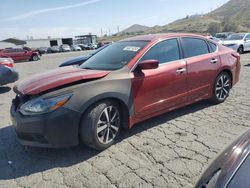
[121,33,206,42]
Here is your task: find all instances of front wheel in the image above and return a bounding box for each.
[210,72,231,104]
[80,100,122,150]
[237,46,244,54]
[32,55,39,61]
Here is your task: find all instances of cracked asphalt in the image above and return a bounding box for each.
[0,51,250,188]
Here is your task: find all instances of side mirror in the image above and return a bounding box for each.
[138,59,159,70]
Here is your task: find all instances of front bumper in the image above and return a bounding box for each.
[11,103,81,148]
[223,44,239,51]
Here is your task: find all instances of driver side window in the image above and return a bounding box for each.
[140,39,180,64]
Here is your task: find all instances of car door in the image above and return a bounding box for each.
[131,38,188,119]
[16,49,30,61]
[244,34,250,51]
[181,37,221,103]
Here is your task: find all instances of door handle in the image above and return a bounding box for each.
[176,68,186,74]
[210,58,218,64]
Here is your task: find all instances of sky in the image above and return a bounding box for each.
[0,0,229,40]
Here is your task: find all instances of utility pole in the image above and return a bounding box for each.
[117,25,120,33]
[101,28,103,37]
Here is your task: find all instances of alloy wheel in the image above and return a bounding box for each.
[238,46,243,54]
[33,55,38,61]
[96,106,120,144]
[215,74,230,101]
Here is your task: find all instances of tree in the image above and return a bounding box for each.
[208,22,222,35]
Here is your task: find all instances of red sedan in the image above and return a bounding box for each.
[0,48,40,62]
[11,33,240,150]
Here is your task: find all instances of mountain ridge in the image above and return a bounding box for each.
[121,0,250,35]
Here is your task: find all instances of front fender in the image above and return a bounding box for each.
[77,92,133,116]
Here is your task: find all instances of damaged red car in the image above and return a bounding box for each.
[11,34,240,150]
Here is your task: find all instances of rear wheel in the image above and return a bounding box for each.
[210,72,231,104]
[80,100,121,150]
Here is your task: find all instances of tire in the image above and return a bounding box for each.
[32,55,39,61]
[237,45,244,54]
[80,100,122,150]
[210,72,231,104]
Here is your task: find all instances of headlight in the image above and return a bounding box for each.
[19,94,72,115]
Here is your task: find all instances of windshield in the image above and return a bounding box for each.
[90,44,109,56]
[226,34,245,40]
[80,41,148,70]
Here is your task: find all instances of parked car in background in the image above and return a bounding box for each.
[89,43,97,49]
[59,44,71,52]
[0,58,18,86]
[36,47,48,55]
[59,44,110,67]
[11,34,240,150]
[97,41,105,48]
[0,48,40,62]
[47,46,60,53]
[23,46,44,56]
[215,32,235,40]
[222,33,250,54]
[78,44,89,50]
[70,45,81,51]
[78,43,97,50]
[206,36,222,44]
[196,129,250,188]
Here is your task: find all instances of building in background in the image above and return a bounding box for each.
[74,35,97,45]
[25,38,73,48]
[0,35,98,49]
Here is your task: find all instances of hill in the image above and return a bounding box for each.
[120,24,150,34]
[101,0,250,41]
[146,0,250,34]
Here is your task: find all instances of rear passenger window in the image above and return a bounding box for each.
[182,38,209,58]
[140,39,180,64]
[208,41,217,52]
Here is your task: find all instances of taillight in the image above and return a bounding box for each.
[2,62,13,68]
[231,52,240,67]
[0,58,14,68]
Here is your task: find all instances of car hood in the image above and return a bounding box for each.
[14,67,110,95]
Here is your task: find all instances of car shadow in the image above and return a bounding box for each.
[0,86,11,94]
[0,100,212,180]
[14,60,34,64]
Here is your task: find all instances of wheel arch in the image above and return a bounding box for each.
[78,93,132,130]
[31,53,38,60]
